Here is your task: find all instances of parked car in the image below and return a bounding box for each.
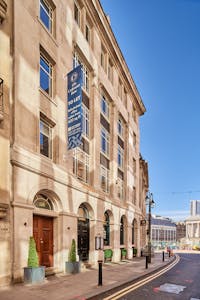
[141,245,155,257]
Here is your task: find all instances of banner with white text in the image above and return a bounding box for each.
[67,65,83,149]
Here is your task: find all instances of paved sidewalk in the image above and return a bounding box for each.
[0,253,175,300]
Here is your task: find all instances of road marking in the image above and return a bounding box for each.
[103,255,180,300]
[158,283,186,294]
[190,298,200,300]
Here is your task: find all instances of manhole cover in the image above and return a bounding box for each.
[158,283,186,294]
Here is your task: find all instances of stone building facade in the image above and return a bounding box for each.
[0,0,148,285]
[151,216,176,249]
[185,200,200,247]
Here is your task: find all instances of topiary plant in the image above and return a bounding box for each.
[68,239,77,262]
[133,248,137,256]
[27,236,39,267]
[121,248,127,257]
[104,249,113,259]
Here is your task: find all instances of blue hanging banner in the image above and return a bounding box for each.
[67,65,83,149]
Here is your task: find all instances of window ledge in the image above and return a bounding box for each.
[39,88,57,106]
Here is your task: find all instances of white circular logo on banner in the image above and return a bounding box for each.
[71,72,78,82]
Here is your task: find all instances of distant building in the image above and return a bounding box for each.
[190,200,200,216]
[176,221,186,242]
[151,215,176,249]
[185,200,200,247]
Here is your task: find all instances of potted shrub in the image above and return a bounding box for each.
[65,239,80,274]
[121,248,127,260]
[24,236,45,284]
[133,248,137,257]
[104,249,113,262]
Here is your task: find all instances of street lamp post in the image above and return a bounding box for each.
[146,192,155,263]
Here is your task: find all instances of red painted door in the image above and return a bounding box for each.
[33,215,53,267]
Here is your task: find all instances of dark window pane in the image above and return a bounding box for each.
[40,7,50,30]
[40,133,49,157]
[40,68,49,94]
[40,56,50,73]
[40,0,52,32]
[41,0,49,13]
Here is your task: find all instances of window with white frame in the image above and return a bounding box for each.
[40,119,52,159]
[118,118,124,139]
[73,52,89,94]
[100,165,109,193]
[82,104,89,138]
[101,95,109,119]
[117,177,124,200]
[118,145,124,170]
[73,148,89,183]
[74,0,80,27]
[40,0,53,33]
[40,53,53,97]
[101,127,110,157]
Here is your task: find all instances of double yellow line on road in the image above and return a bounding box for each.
[103,255,180,300]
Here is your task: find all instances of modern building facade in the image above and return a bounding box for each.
[186,200,200,247]
[151,216,176,249]
[0,0,148,285]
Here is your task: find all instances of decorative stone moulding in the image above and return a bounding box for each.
[0,203,9,219]
[0,0,7,23]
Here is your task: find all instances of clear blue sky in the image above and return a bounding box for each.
[100,0,200,221]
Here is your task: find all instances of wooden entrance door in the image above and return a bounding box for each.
[33,215,53,267]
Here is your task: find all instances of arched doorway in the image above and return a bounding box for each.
[77,204,90,261]
[33,193,54,267]
[103,211,110,246]
[120,215,126,245]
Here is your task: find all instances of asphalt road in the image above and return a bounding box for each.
[105,253,200,300]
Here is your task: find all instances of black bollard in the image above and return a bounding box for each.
[162,251,164,262]
[169,250,171,258]
[146,256,148,269]
[98,260,103,286]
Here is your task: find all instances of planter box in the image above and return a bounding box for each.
[65,262,80,274]
[104,249,113,263]
[24,266,45,284]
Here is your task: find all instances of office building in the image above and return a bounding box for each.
[0,0,148,285]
